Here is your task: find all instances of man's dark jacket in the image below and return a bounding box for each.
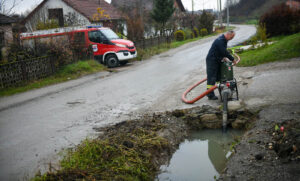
[206,34,234,65]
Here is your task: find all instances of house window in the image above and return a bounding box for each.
[48,8,64,27]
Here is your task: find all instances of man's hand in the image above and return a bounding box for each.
[232,60,237,65]
[233,53,240,65]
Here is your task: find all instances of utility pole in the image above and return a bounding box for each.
[226,0,229,28]
[217,0,223,27]
[191,0,194,29]
[217,0,220,26]
[139,0,143,21]
[192,0,194,13]
[219,0,223,27]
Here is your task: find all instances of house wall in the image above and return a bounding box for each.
[0,24,14,61]
[25,0,91,32]
[0,25,13,45]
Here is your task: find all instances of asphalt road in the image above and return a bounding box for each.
[0,25,256,180]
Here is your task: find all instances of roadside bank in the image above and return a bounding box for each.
[219,103,300,181]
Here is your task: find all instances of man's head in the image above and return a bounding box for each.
[224,30,235,41]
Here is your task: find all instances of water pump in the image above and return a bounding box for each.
[181,53,240,132]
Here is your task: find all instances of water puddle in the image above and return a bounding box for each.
[156,129,244,181]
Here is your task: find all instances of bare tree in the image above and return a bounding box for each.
[0,0,23,15]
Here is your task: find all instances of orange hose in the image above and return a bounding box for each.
[181,78,218,104]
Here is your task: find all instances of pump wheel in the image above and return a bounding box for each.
[105,54,119,68]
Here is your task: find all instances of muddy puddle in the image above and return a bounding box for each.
[156,129,244,181]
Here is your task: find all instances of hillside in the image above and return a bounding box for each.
[229,0,286,20]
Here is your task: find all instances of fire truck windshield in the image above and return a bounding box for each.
[100,29,120,40]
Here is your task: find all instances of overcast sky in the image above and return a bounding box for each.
[8,0,227,15]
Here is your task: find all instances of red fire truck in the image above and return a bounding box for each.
[20,26,137,68]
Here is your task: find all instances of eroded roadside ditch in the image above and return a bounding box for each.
[34,104,300,181]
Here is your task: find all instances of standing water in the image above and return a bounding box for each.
[156,129,244,181]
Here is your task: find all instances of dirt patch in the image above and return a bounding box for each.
[219,103,300,181]
[272,120,300,161]
[33,105,256,180]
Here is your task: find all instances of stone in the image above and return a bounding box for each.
[200,114,221,129]
[228,100,243,111]
[241,71,254,79]
[184,114,203,130]
[232,119,247,129]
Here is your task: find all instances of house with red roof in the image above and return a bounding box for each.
[23,0,124,32]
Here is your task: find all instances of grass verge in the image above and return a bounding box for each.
[238,32,300,67]
[245,19,258,25]
[0,60,107,97]
[33,121,169,181]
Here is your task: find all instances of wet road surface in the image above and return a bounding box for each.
[0,25,256,180]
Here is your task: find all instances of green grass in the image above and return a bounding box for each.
[0,60,106,97]
[32,126,168,180]
[238,32,300,66]
[245,19,258,25]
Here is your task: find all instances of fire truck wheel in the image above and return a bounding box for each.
[106,54,119,68]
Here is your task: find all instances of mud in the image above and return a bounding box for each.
[219,103,300,181]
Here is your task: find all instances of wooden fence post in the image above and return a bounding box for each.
[0,66,3,89]
[142,38,145,49]
[50,56,56,73]
[20,60,28,82]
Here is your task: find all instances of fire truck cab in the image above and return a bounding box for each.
[20,26,137,68]
[86,26,137,67]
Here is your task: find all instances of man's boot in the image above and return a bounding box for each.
[207,91,218,100]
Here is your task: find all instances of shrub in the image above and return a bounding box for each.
[36,19,59,30]
[183,28,194,39]
[200,28,208,36]
[257,24,268,43]
[193,27,199,37]
[260,3,300,37]
[174,30,186,41]
[198,11,215,34]
[46,39,73,67]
